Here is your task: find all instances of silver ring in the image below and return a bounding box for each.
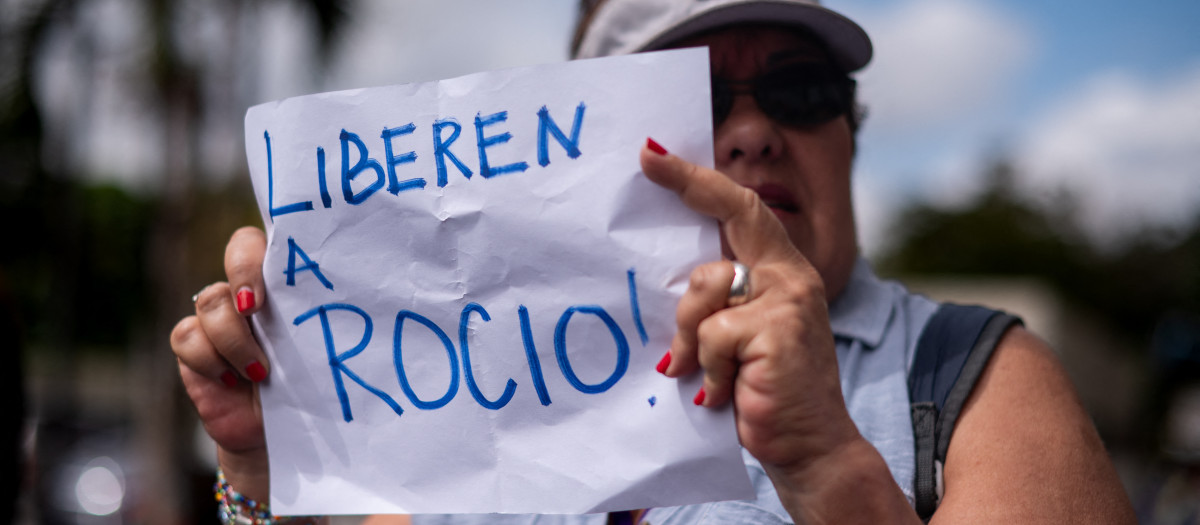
[727,262,750,307]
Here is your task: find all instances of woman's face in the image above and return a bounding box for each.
[677,26,859,299]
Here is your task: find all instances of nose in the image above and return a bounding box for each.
[714,94,785,173]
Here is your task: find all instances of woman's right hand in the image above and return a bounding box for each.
[170,226,271,500]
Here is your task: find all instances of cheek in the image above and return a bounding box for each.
[788,123,854,199]
[785,122,856,250]
[814,118,855,171]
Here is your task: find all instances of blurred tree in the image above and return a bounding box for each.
[140,1,353,521]
[1,0,77,348]
[877,156,1200,343]
[877,156,1200,457]
[876,159,1093,296]
[2,0,352,521]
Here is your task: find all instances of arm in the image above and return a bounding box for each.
[932,326,1136,523]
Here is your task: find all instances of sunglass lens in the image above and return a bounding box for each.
[711,79,733,127]
[757,66,851,127]
[709,65,853,128]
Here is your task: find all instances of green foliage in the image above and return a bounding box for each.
[880,161,1090,282]
[877,158,1200,343]
[0,177,154,348]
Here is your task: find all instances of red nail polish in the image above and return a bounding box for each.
[220,370,238,387]
[693,387,707,406]
[246,362,267,383]
[236,289,255,313]
[646,137,668,156]
[656,352,672,375]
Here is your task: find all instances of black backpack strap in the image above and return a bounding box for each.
[909,303,1022,522]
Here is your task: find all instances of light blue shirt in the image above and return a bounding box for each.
[414,259,937,524]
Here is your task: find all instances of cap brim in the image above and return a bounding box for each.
[638,1,873,72]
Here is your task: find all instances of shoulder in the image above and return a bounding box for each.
[932,326,1136,523]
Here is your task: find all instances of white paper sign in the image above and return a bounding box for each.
[243,48,753,516]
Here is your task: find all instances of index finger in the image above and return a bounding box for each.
[640,139,797,266]
[224,226,267,315]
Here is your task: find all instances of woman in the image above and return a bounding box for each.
[173,0,1136,523]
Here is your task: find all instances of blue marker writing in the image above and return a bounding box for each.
[433,118,473,187]
[293,303,403,422]
[519,305,553,406]
[459,303,518,410]
[475,110,529,178]
[393,310,460,410]
[284,237,334,290]
[266,130,314,221]
[339,129,385,204]
[536,102,586,167]
[553,305,630,395]
[627,268,648,346]
[316,147,332,208]
[381,124,424,195]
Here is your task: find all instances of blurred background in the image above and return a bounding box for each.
[1,0,1197,523]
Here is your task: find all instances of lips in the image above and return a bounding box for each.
[754,184,799,215]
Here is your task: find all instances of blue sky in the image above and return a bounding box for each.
[46,0,1199,255]
[827,0,1200,252]
[239,0,1200,253]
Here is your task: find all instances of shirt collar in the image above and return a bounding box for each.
[827,258,897,348]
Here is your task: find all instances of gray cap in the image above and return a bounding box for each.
[575,0,873,72]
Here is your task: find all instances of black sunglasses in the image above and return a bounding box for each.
[711,63,856,128]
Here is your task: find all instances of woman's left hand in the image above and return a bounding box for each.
[639,140,860,471]
[637,140,931,525]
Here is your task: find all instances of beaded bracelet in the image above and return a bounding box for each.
[215,467,323,525]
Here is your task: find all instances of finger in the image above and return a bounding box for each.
[694,306,759,407]
[177,356,265,455]
[225,226,267,315]
[195,282,270,382]
[640,139,798,267]
[171,315,241,387]
[667,261,739,377]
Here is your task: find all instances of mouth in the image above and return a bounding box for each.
[764,201,800,214]
[754,184,800,215]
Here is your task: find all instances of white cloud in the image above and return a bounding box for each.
[853,0,1034,132]
[324,0,576,91]
[255,2,323,102]
[29,0,576,192]
[852,168,902,257]
[29,0,170,190]
[1014,65,1200,240]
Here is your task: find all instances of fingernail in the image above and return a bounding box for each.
[693,387,707,406]
[655,351,672,375]
[220,370,238,387]
[646,137,668,156]
[236,288,255,313]
[245,362,267,383]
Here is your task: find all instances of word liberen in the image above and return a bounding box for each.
[266,103,587,221]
